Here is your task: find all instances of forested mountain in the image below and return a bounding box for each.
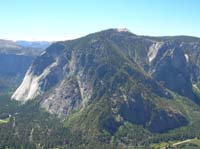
[2,29,200,148]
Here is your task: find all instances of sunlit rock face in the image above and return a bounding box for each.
[11,58,60,102]
[11,43,65,102]
[148,42,164,63]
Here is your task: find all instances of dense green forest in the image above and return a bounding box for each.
[1,93,200,149]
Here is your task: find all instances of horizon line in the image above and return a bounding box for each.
[1,28,200,42]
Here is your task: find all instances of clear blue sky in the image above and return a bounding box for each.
[0,0,199,41]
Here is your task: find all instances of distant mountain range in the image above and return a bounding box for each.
[16,40,51,49]
[0,39,50,56]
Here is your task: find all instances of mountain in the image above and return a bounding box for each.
[12,29,199,130]
[0,39,46,56]
[8,29,200,147]
[16,40,51,49]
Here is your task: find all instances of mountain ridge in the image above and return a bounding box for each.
[11,28,200,135]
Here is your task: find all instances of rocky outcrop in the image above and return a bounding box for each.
[151,47,194,99]
[41,78,83,117]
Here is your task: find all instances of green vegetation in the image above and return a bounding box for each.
[0,118,9,124]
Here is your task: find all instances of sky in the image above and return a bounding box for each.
[0,0,199,41]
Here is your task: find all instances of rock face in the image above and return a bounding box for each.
[41,79,83,117]
[148,42,164,63]
[12,29,200,133]
[151,47,193,99]
[11,58,60,101]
